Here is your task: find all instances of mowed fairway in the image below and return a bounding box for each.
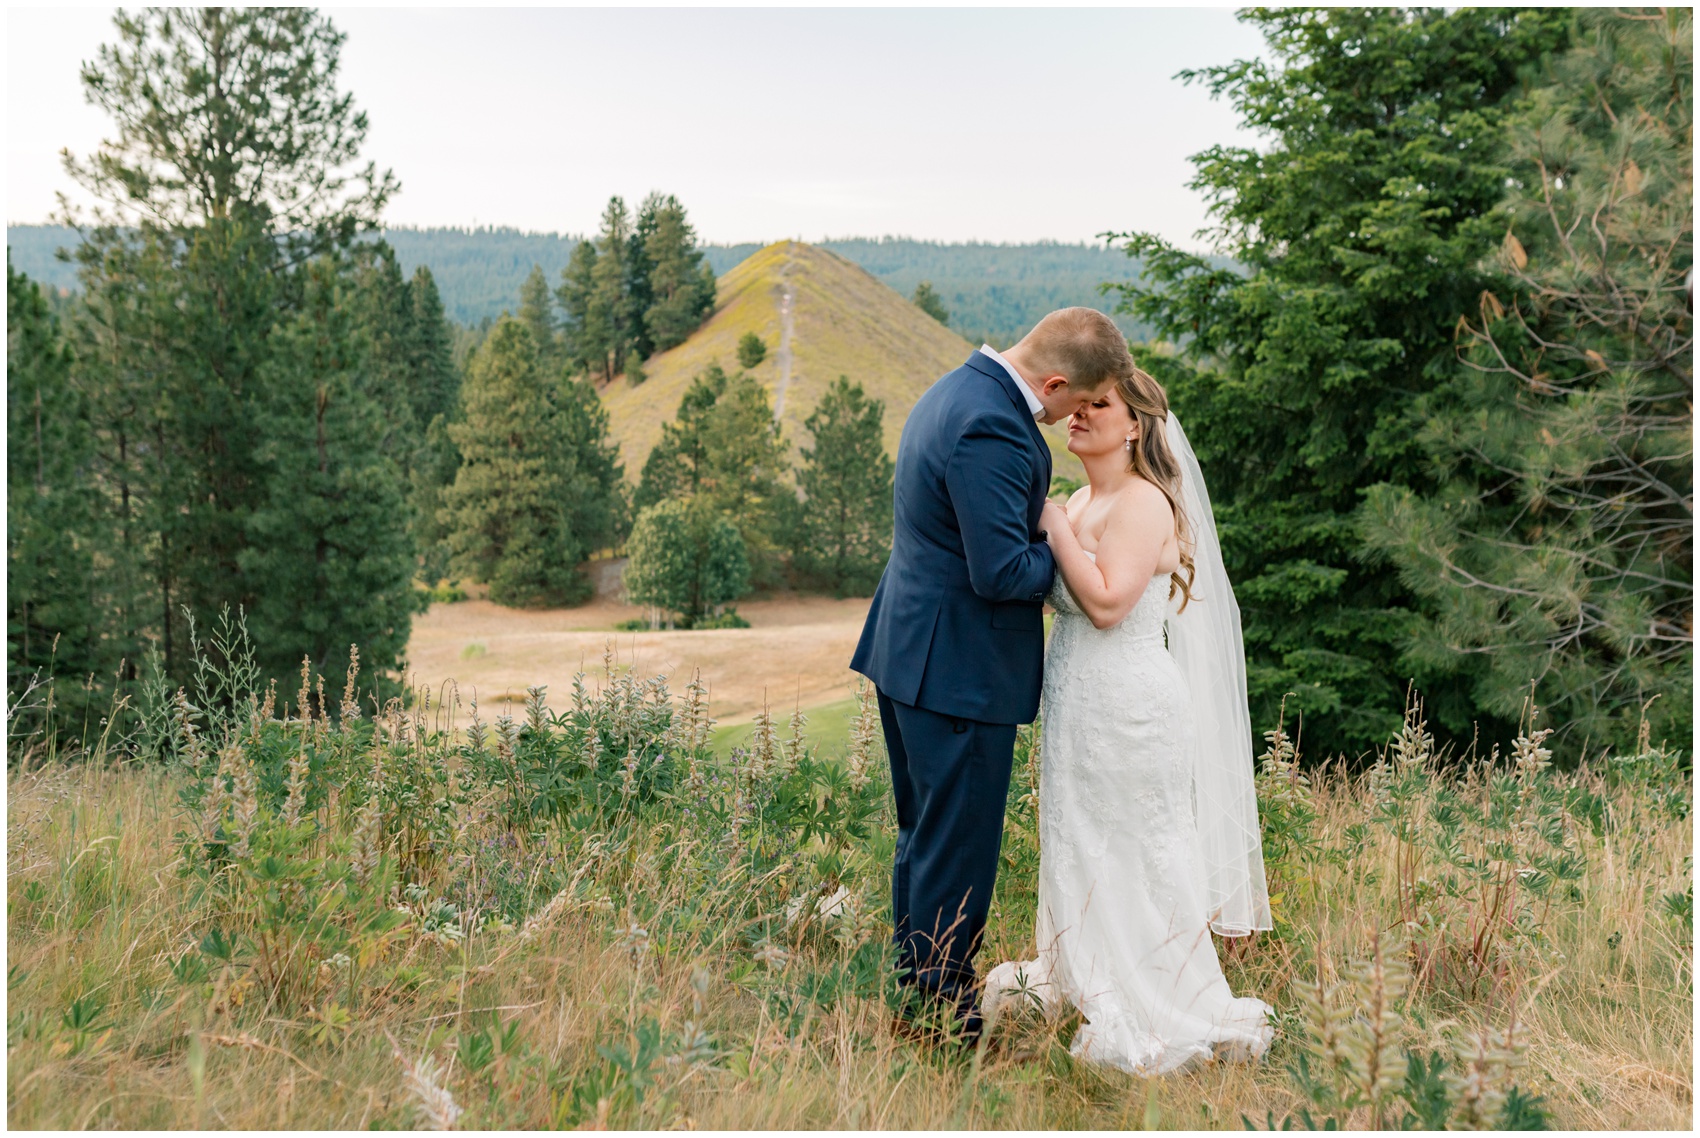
[407,588,874,731]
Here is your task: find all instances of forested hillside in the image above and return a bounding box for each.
[6,224,1152,346]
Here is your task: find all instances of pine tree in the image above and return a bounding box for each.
[1106,8,1571,756]
[623,498,750,628]
[912,280,950,325]
[636,193,717,353]
[737,332,767,369]
[1361,10,1693,755]
[796,377,895,596]
[7,261,106,714]
[517,264,558,364]
[406,265,459,428]
[241,256,419,692]
[587,197,637,384]
[557,240,599,380]
[635,363,732,510]
[348,240,421,458]
[637,363,790,585]
[442,318,624,607]
[60,7,408,694]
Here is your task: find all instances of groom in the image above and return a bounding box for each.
[851,308,1134,1042]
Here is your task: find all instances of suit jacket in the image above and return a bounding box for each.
[851,350,1056,724]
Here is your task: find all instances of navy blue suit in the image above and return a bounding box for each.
[851,350,1055,1013]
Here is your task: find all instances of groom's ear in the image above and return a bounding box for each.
[1039,375,1071,397]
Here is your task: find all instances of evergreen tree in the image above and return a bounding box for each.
[795,376,895,596]
[557,239,602,379]
[1106,8,1570,756]
[241,256,419,690]
[517,263,558,363]
[60,7,410,696]
[7,261,106,714]
[442,318,625,607]
[637,363,790,585]
[636,193,717,353]
[406,265,460,428]
[587,197,638,384]
[411,414,461,586]
[623,498,750,628]
[634,363,729,510]
[1361,10,1693,755]
[912,280,950,325]
[737,331,767,369]
[348,240,421,458]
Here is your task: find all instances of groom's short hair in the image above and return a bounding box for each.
[1020,307,1135,390]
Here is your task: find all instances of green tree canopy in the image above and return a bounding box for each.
[912,280,949,325]
[64,7,396,257]
[1107,7,1570,757]
[636,192,717,354]
[636,363,791,585]
[622,498,750,628]
[518,263,558,363]
[241,256,419,681]
[737,331,767,369]
[443,318,625,607]
[7,261,105,717]
[558,193,715,383]
[795,376,894,596]
[1360,9,1693,755]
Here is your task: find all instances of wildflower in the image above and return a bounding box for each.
[296,656,314,728]
[281,744,311,827]
[351,797,382,885]
[226,746,259,859]
[313,670,328,740]
[618,922,650,962]
[783,704,808,775]
[846,682,879,792]
[753,942,789,970]
[340,645,361,732]
[256,679,277,731]
[173,688,210,773]
[748,701,779,783]
[466,700,487,753]
[620,748,639,798]
[525,685,549,734]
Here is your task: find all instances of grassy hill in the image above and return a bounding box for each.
[599,240,1084,482]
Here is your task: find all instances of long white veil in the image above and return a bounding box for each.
[1163,412,1272,937]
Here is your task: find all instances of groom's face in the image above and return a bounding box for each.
[1033,375,1102,425]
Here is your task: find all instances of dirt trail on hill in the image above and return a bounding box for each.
[407,592,872,725]
[772,258,796,419]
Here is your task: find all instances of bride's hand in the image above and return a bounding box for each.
[1040,499,1071,543]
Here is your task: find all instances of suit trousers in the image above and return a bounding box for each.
[877,688,1017,1014]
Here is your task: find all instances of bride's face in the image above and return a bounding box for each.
[1066,383,1135,460]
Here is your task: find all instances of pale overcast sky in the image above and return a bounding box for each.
[8,6,1267,247]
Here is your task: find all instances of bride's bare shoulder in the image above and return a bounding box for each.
[1114,477,1175,524]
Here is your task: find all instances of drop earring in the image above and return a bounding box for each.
[1124,437,1134,453]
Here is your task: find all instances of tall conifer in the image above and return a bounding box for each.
[7,261,106,711]
[442,318,625,606]
[795,377,894,596]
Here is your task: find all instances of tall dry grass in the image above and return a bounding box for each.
[5,640,1691,1129]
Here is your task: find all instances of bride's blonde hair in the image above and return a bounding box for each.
[1116,365,1197,611]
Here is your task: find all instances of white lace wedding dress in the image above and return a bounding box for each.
[983,556,1273,1075]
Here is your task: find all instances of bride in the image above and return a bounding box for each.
[981,365,1274,1075]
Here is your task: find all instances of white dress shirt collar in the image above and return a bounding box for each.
[979,343,1045,420]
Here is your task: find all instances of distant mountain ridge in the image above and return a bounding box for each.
[6,223,1153,347]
